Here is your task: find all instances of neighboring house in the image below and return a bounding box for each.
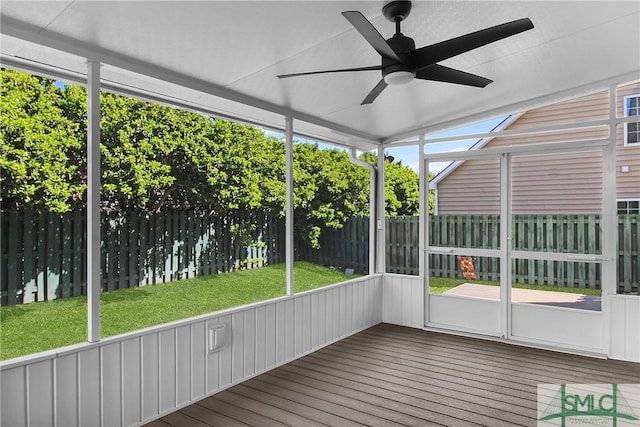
[430,81,640,215]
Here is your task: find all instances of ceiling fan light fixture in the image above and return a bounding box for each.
[384,70,415,85]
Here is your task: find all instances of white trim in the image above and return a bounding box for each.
[428,113,522,188]
[0,19,381,147]
[418,138,426,278]
[425,247,500,258]
[285,118,294,296]
[0,55,377,152]
[348,149,377,274]
[86,60,101,343]
[0,274,381,370]
[500,153,511,339]
[423,141,612,354]
[383,72,640,145]
[423,158,431,327]
[376,144,386,273]
[623,93,640,146]
[425,137,610,162]
[0,275,383,426]
[602,86,617,357]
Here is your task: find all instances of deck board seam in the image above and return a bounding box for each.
[292,357,535,425]
[149,324,638,427]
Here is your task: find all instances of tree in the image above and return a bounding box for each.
[1,69,85,213]
[1,68,426,247]
[99,95,268,213]
[293,143,370,247]
[359,152,431,216]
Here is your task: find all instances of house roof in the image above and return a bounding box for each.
[1,1,638,149]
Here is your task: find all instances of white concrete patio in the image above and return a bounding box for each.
[444,283,602,311]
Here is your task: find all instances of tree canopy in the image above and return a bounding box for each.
[1,68,424,247]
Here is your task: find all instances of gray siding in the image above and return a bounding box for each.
[437,82,640,214]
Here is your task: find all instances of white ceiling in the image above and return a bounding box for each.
[1,1,639,148]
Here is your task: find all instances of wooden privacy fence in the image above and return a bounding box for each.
[295,217,370,274]
[1,210,285,305]
[2,211,638,305]
[385,214,638,293]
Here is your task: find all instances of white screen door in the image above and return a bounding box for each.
[424,142,613,354]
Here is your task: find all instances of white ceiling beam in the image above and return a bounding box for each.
[0,17,381,148]
[382,71,640,145]
[1,54,377,151]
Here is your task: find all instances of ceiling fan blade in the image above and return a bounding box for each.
[409,18,534,69]
[342,11,401,62]
[277,66,382,79]
[361,79,388,105]
[416,65,493,87]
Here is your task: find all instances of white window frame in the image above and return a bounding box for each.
[623,94,640,146]
[617,198,640,214]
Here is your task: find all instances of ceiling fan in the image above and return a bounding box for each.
[277,1,534,105]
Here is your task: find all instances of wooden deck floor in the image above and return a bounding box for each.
[146,323,639,427]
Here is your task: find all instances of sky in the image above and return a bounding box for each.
[390,115,509,175]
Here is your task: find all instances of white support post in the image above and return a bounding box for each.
[368,163,376,276]
[285,117,294,295]
[499,153,512,339]
[602,85,618,356]
[602,85,618,297]
[418,138,426,278]
[87,60,101,342]
[376,144,386,273]
[420,141,429,327]
[348,149,376,275]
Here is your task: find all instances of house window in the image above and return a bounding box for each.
[624,94,640,145]
[617,199,640,214]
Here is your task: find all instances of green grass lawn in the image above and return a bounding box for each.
[0,262,358,361]
[1,266,601,361]
[428,277,602,296]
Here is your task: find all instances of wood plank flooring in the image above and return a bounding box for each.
[146,323,639,427]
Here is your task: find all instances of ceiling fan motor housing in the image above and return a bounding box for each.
[382,0,412,22]
[383,35,417,78]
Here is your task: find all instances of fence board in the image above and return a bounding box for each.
[139,214,149,286]
[106,214,117,291]
[23,211,37,304]
[128,211,138,288]
[72,209,84,296]
[621,215,634,293]
[46,214,60,301]
[1,211,638,306]
[161,212,170,283]
[61,213,72,298]
[7,211,21,305]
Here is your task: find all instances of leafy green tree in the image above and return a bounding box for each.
[359,152,431,216]
[293,143,370,247]
[1,69,85,213]
[1,68,427,247]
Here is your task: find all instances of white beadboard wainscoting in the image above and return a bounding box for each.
[381,273,424,328]
[0,275,382,427]
[380,274,640,363]
[610,295,640,362]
